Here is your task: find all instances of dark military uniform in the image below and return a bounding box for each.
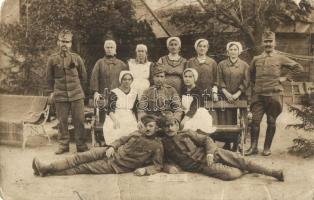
[248,51,303,155]
[39,131,164,175]
[162,129,283,181]
[46,51,88,151]
[138,84,183,122]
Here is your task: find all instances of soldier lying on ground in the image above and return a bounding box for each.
[32,115,164,177]
[161,114,284,181]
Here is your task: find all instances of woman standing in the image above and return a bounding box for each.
[128,44,154,98]
[157,37,187,94]
[103,71,138,144]
[186,39,218,101]
[217,41,250,150]
[180,68,216,134]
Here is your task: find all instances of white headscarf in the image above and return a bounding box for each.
[119,71,134,84]
[194,39,209,50]
[183,68,199,82]
[166,37,181,48]
[104,40,117,55]
[136,44,148,52]
[226,41,243,55]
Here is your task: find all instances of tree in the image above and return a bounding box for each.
[0,0,157,95]
[162,0,313,57]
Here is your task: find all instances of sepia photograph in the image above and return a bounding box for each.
[0,0,314,199]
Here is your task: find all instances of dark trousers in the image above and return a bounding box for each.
[250,95,283,126]
[55,99,87,149]
[49,148,116,175]
[199,148,277,180]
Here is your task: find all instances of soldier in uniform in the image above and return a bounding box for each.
[138,65,183,123]
[90,39,128,124]
[32,115,164,177]
[46,30,88,154]
[162,114,284,181]
[245,31,304,156]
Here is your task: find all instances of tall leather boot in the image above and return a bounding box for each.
[246,160,284,182]
[263,125,276,156]
[32,157,53,177]
[244,125,260,156]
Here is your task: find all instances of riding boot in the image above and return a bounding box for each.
[246,160,284,181]
[262,125,276,156]
[244,125,260,156]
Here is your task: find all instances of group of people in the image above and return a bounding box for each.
[38,29,304,181]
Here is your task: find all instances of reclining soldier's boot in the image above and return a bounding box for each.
[244,126,260,156]
[246,161,284,182]
[263,125,276,156]
[32,157,52,177]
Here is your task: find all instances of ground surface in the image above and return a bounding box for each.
[0,106,314,200]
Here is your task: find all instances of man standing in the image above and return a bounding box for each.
[46,30,88,154]
[162,114,284,181]
[138,65,183,123]
[245,31,304,156]
[90,40,128,124]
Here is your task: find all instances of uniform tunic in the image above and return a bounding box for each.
[103,88,138,144]
[217,58,250,125]
[48,132,164,175]
[46,52,87,102]
[157,55,187,94]
[250,51,303,125]
[138,84,183,121]
[46,51,87,149]
[186,57,218,94]
[162,130,279,181]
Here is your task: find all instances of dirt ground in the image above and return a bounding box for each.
[0,106,314,200]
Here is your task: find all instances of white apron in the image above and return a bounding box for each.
[128,59,151,98]
[103,88,138,144]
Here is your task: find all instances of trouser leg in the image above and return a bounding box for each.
[55,102,71,150]
[53,159,116,175]
[199,162,243,181]
[214,148,283,180]
[263,95,283,156]
[71,99,88,151]
[245,96,265,156]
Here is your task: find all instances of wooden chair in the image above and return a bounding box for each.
[205,100,249,155]
[22,105,51,150]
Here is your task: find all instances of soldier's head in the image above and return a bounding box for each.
[57,30,73,52]
[153,66,166,87]
[163,113,180,137]
[262,31,276,53]
[141,115,161,137]
[195,39,209,56]
[104,40,117,56]
[167,37,181,55]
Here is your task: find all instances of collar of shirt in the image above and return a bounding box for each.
[261,50,277,58]
[103,56,117,64]
[59,51,70,58]
[227,58,239,68]
[168,54,181,61]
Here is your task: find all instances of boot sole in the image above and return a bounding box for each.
[33,158,45,177]
[32,158,40,176]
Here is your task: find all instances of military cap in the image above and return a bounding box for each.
[163,113,180,125]
[262,31,275,41]
[153,65,165,75]
[141,114,159,125]
[58,30,73,41]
